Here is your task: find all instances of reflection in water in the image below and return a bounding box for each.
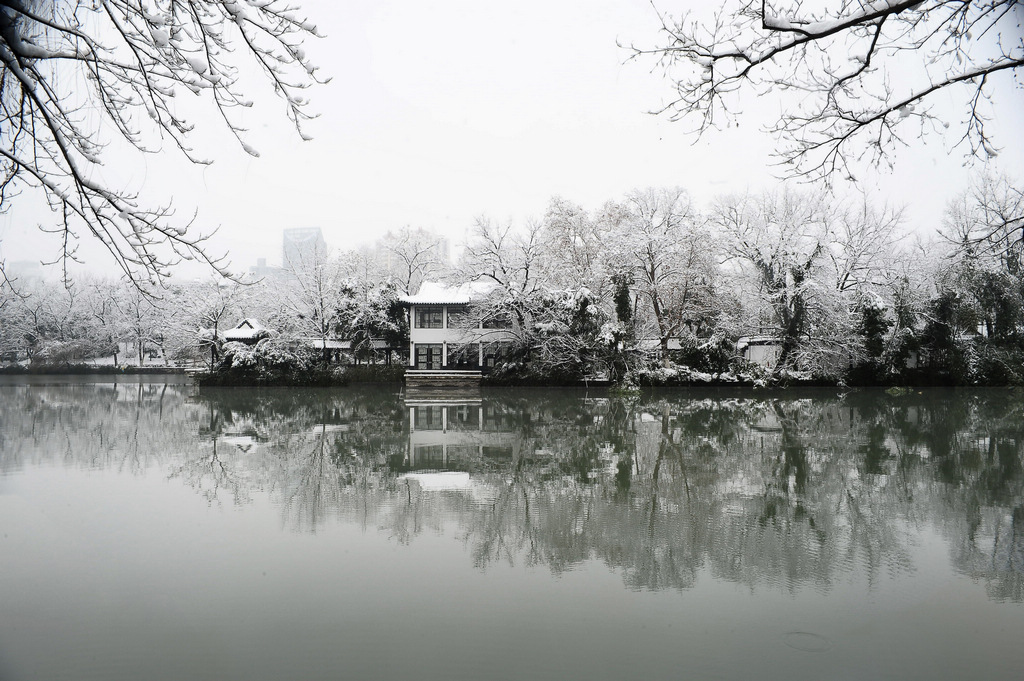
[2,382,1023,602]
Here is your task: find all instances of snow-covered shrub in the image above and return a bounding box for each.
[35,340,92,364]
[202,339,339,386]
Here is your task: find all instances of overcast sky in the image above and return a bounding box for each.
[2,0,1022,278]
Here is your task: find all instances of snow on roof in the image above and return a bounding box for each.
[397,472,499,503]
[736,335,782,349]
[300,338,390,350]
[400,281,494,305]
[399,471,471,490]
[638,338,685,351]
[223,319,266,341]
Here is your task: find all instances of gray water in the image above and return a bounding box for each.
[1,378,1022,680]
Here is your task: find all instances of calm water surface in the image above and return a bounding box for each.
[1,378,1022,680]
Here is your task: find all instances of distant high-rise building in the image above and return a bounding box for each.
[248,257,284,281]
[4,260,43,282]
[435,236,451,265]
[282,227,327,270]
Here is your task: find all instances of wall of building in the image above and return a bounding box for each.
[407,304,515,368]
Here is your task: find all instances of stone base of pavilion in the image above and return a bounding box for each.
[404,369,483,390]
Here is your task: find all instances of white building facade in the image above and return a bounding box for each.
[401,282,516,371]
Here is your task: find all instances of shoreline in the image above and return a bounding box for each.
[3,363,1019,389]
[0,365,187,375]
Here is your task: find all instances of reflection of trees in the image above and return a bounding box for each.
[899,391,1024,602]
[951,504,1024,603]
[5,382,1023,600]
[0,380,198,475]
[168,438,253,505]
[416,389,1023,599]
[190,388,408,525]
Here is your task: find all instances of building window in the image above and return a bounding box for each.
[447,306,474,329]
[483,446,514,460]
[446,445,479,463]
[447,343,480,369]
[482,314,511,329]
[413,406,444,430]
[414,308,443,329]
[446,405,480,430]
[483,342,511,368]
[415,343,443,370]
[412,445,445,466]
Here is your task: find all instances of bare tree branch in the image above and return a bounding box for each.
[0,0,324,290]
[630,1,1023,181]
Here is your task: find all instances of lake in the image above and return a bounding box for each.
[1,378,1022,680]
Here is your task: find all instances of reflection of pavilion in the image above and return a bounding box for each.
[216,422,351,455]
[404,398,520,471]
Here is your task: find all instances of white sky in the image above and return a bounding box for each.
[1,0,1022,278]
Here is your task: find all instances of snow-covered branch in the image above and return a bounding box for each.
[0,0,323,289]
[632,1,1023,180]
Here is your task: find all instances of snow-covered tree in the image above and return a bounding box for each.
[336,246,387,289]
[335,281,407,364]
[540,196,607,293]
[168,277,251,367]
[828,197,906,294]
[0,279,17,359]
[943,172,1024,267]
[0,278,95,362]
[460,216,545,330]
[380,227,450,295]
[713,190,868,378]
[280,241,346,361]
[921,187,1024,383]
[524,287,610,382]
[111,281,165,365]
[79,277,125,363]
[608,187,720,356]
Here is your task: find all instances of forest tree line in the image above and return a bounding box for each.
[2,173,1023,386]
